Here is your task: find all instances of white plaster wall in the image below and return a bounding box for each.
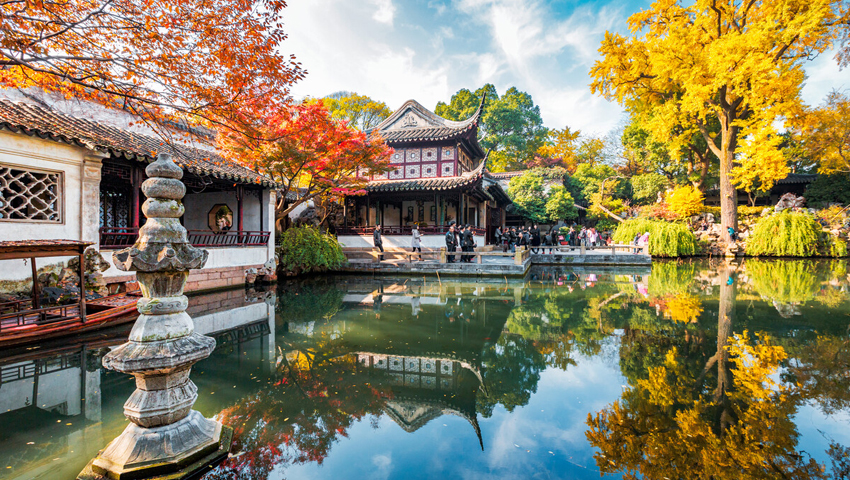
[193,302,270,335]
[101,245,271,279]
[265,190,276,261]
[338,234,483,248]
[287,199,312,220]
[183,190,262,231]
[0,130,98,281]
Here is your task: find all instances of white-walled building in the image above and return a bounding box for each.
[0,96,276,293]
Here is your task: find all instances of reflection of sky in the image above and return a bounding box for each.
[795,403,850,467]
[281,351,626,480]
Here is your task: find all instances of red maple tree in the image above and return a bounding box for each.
[220,102,393,229]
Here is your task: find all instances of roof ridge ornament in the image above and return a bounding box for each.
[402,113,418,128]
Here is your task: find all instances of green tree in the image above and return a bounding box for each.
[436,84,548,171]
[507,170,548,223]
[545,185,578,222]
[804,174,850,207]
[630,172,668,205]
[312,91,392,131]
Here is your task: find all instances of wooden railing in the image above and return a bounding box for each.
[186,230,270,247]
[0,304,78,332]
[99,227,270,248]
[336,225,486,236]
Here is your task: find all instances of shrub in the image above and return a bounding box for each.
[738,205,767,217]
[666,185,704,219]
[613,218,697,257]
[746,211,820,257]
[815,205,847,228]
[275,226,346,276]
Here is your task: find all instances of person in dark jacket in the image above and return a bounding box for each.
[445,225,457,263]
[462,225,475,262]
[373,225,384,261]
[530,224,541,253]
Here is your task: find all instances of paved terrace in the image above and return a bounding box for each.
[340,245,651,277]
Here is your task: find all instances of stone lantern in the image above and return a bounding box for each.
[79,153,232,480]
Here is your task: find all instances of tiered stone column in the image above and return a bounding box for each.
[79,153,232,480]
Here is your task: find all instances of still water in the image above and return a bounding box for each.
[1,259,849,480]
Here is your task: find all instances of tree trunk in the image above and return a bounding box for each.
[718,144,737,242]
[714,263,736,434]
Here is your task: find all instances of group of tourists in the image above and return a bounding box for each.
[372,221,625,262]
[494,224,553,254]
[445,223,478,263]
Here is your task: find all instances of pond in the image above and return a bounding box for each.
[1,259,848,479]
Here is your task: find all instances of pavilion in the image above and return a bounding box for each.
[336,96,511,247]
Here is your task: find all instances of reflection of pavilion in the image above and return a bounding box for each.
[282,279,510,451]
[357,352,484,449]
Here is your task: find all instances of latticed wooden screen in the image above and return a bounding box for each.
[0,164,63,222]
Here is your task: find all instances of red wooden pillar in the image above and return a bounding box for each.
[30,257,39,310]
[131,166,143,229]
[78,252,86,322]
[236,185,244,235]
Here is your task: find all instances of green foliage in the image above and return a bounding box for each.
[805,174,850,208]
[746,211,821,257]
[545,185,578,222]
[314,91,391,131]
[436,84,548,171]
[665,185,704,219]
[572,163,625,203]
[275,226,346,276]
[507,171,548,223]
[630,173,669,204]
[648,261,697,297]
[746,260,820,303]
[613,218,697,257]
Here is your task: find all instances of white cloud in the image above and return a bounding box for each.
[370,453,393,480]
[801,49,848,107]
[369,0,396,26]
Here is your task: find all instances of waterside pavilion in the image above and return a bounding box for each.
[337,97,511,247]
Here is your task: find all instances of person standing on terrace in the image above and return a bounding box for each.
[374,225,384,261]
[411,224,422,261]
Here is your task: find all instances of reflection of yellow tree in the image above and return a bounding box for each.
[664,294,703,323]
[588,332,831,479]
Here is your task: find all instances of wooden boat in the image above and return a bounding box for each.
[0,239,139,348]
[0,292,138,348]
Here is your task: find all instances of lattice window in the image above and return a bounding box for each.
[0,164,63,222]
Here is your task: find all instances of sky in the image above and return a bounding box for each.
[281,0,847,137]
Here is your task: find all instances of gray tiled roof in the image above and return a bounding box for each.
[0,99,274,187]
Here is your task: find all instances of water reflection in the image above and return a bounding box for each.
[2,261,849,479]
[0,288,276,480]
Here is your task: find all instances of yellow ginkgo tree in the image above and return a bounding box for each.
[590,0,843,241]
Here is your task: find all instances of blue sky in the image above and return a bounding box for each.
[283,0,846,136]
